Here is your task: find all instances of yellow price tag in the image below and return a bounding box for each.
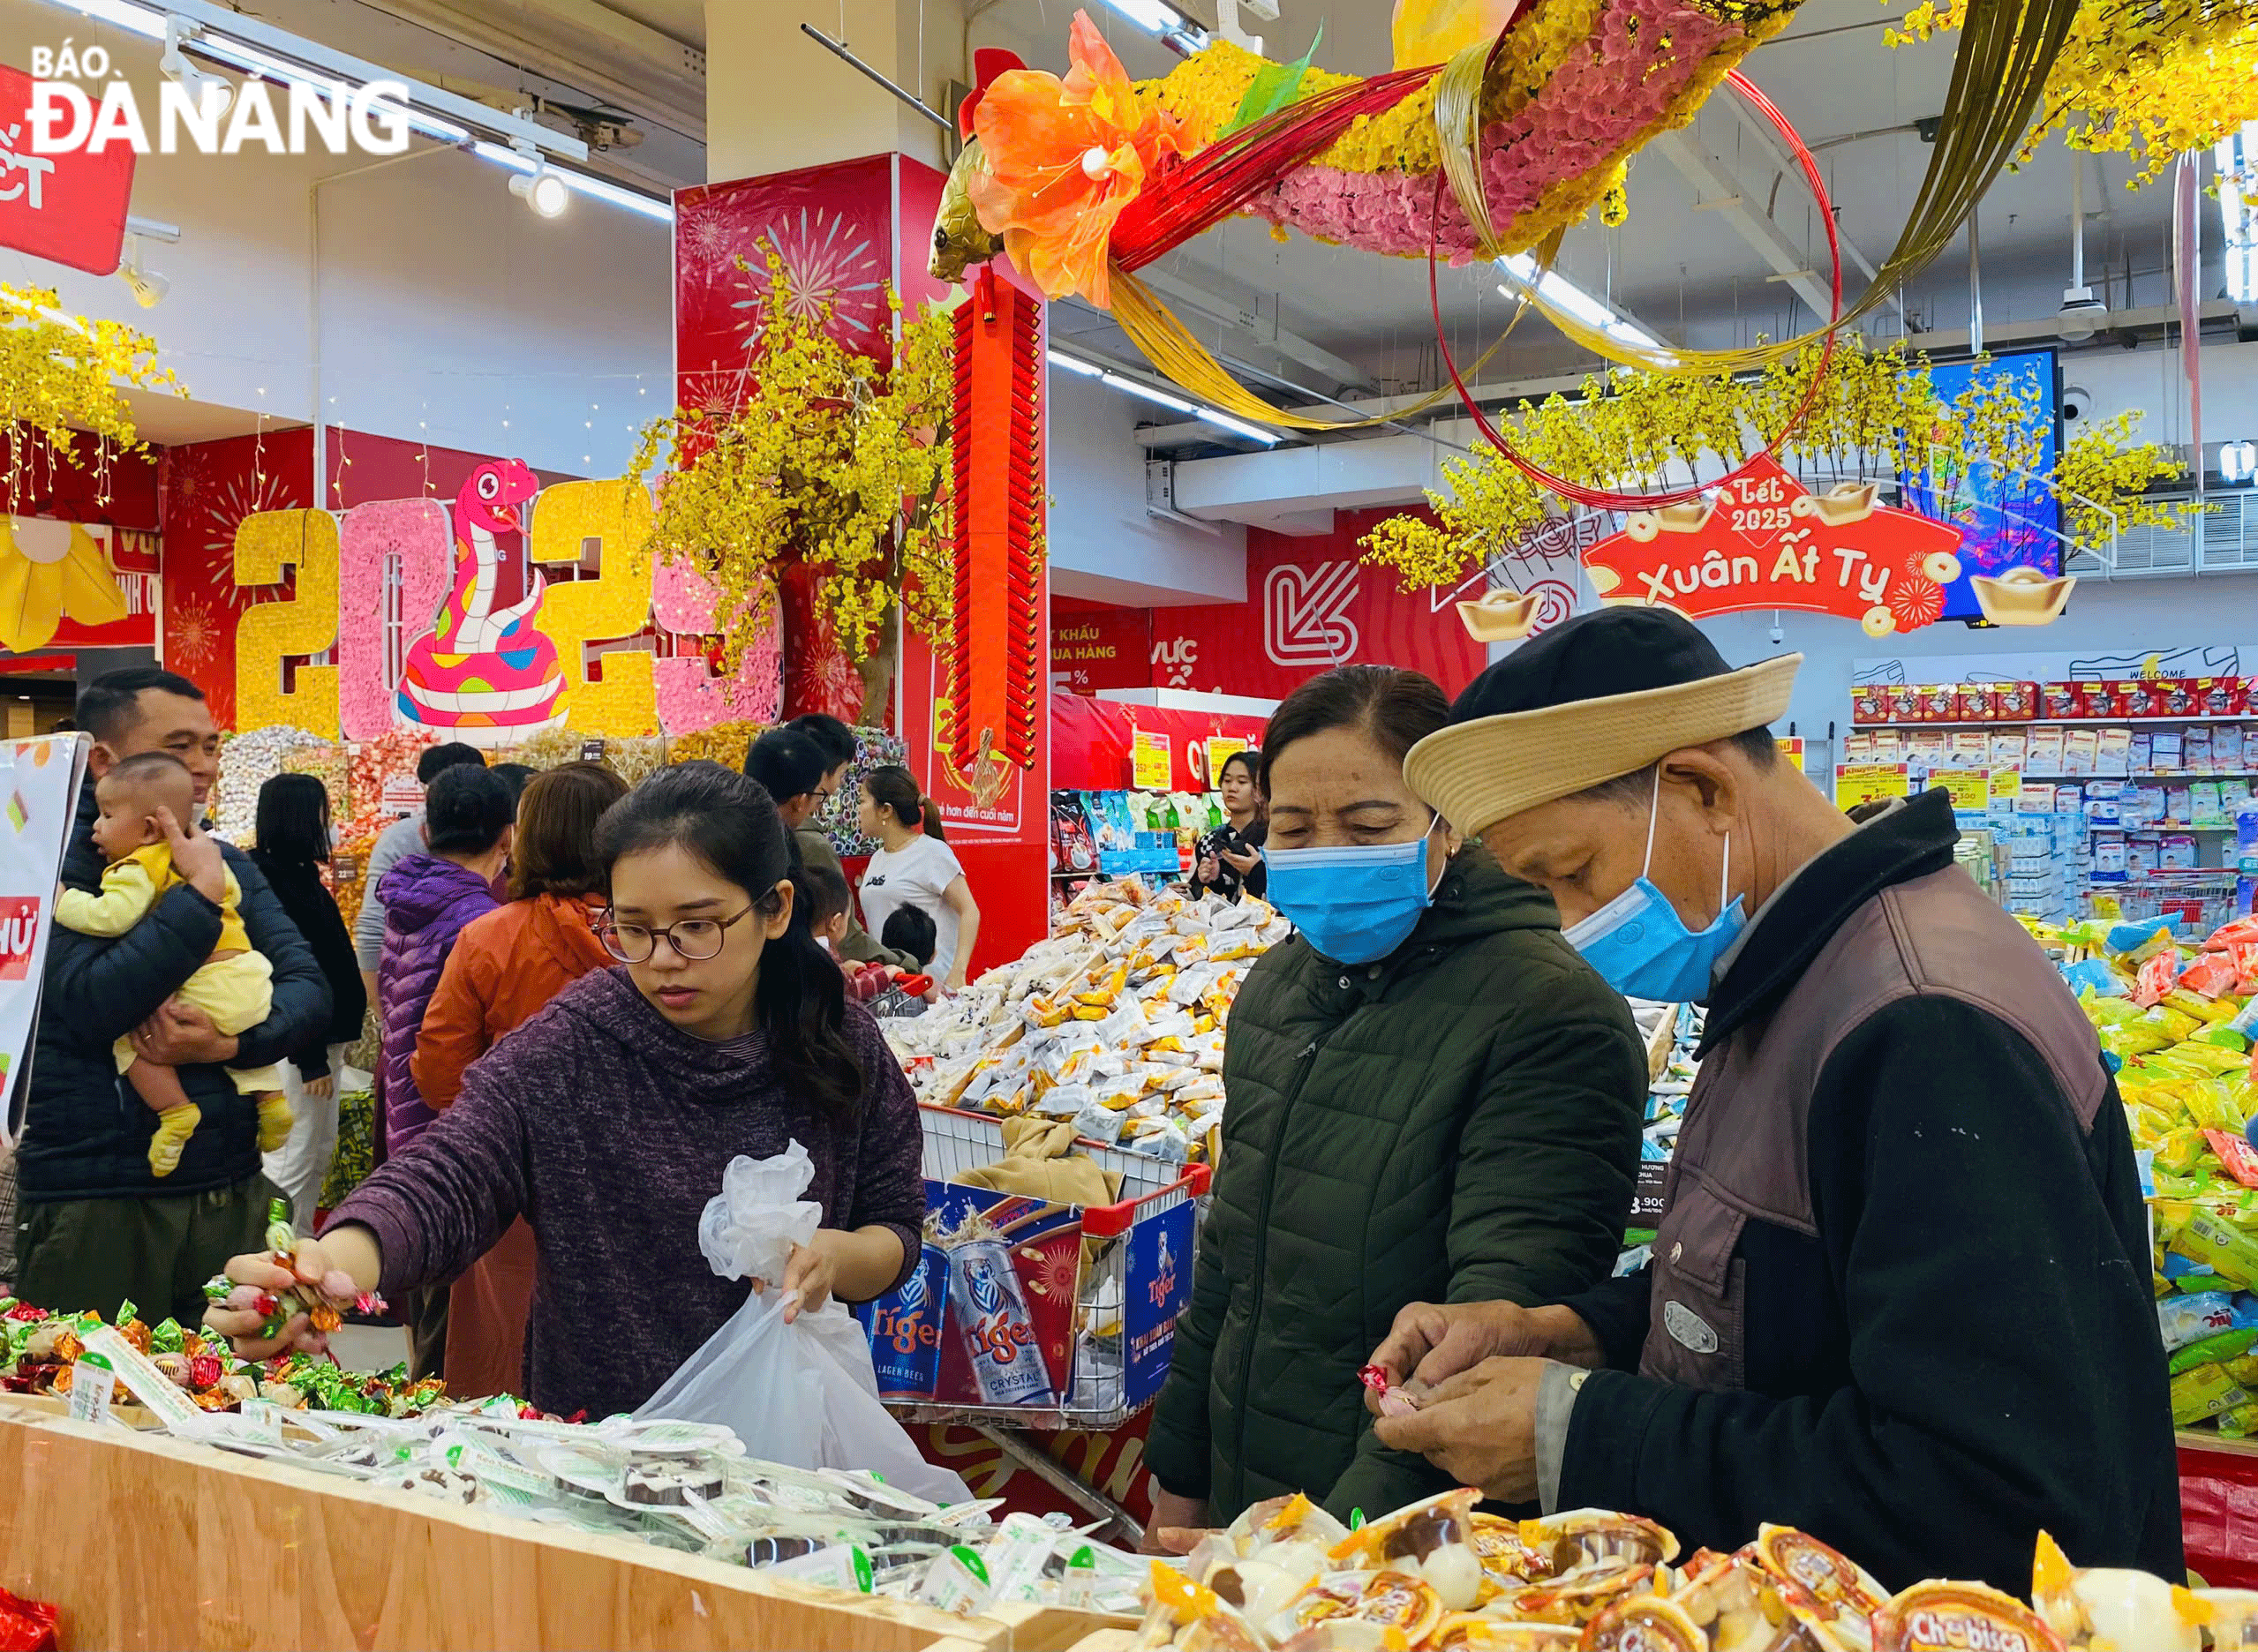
[1131,730,1173,791]
[1938,771,1991,812]
[1833,763,1908,810]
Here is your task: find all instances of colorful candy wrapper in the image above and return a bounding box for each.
[1356,1363,1419,1418]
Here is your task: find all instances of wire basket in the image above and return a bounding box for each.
[853,1106,1210,1431]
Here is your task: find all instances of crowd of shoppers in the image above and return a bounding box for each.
[11,650,2177,1588]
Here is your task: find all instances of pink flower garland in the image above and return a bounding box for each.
[1248,0,1742,258]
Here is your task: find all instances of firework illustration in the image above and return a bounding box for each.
[161,445,215,530]
[198,469,298,611]
[167,594,222,669]
[1888,564,1946,631]
[678,206,736,279]
[724,206,884,355]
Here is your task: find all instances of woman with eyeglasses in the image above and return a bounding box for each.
[200,762,926,1419]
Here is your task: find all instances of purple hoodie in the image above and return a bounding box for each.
[329,966,925,1417]
[377,852,501,1153]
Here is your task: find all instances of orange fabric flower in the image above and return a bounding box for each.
[968,10,1193,307]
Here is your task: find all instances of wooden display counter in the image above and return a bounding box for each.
[0,1400,1110,1651]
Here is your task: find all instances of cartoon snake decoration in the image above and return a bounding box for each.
[395,458,567,742]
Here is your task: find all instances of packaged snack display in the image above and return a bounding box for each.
[884,879,1290,1163]
[1126,1491,2229,1652]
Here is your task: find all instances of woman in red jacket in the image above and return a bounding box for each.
[410,761,627,1399]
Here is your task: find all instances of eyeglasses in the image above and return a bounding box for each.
[598,905,755,963]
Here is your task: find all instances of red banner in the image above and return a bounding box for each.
[1148,508,1487,702]
[0,63,135,275]
[1582,456,1965,637]
[1052,607,1152,695]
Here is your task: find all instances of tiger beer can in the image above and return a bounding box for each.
[858,1243,947,1399]
[947,1235,1057,1407]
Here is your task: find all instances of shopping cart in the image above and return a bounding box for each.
[854,1105,1210,1435]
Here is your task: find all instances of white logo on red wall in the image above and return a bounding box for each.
[1153,636,1199,689]
[1264,562,1360,666]
[0,896,41,982]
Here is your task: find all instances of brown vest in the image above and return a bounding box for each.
[1640,864,2111,1390]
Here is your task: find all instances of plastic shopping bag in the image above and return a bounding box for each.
[635,1143,970,1506]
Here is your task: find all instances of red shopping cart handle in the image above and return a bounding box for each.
[899,973,933,996]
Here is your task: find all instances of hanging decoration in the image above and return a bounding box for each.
[1361,338,2199,620]
[928,0,2084,496]
[630,242,959,717]
[1886,0,2258,185]
[0,515,129,653]
[1580,455,1966,635]
[1,283,177,512]
[944,268,1045,786]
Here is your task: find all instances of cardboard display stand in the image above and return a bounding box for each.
[0,1401,1107,1651]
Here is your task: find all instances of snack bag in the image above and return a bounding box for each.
[1871,1581,2065,1652]
[2031,1529,2202,1652]
[1328,1488,1485,1611]
[1752,1524,1888,1648]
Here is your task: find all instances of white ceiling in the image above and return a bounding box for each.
[49,0,2199,409]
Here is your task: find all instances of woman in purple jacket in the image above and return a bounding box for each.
[204,762,926,1420]
[372,762,515,1378]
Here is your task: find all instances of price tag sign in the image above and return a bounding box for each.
[67,1355,116,1423]
[1834,763,1909,810]
[1205,737,1250,785]
[581,739,607,762]
[1131,730,1172,791]
[1776,737,1804,772]
[1938,770,1991,812]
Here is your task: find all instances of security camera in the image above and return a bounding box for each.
[2062,385,2093,424]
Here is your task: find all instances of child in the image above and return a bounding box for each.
[57,753,292,1176]
[881,905,937,973]
[802,863,931,1006]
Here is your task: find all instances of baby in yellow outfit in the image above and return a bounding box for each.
[56,752,292,1177]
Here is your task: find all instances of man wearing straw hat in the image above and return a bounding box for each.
[1364,608,2179,1588]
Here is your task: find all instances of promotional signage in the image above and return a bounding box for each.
[1584,456,1966,638]
[0,734,92,1145]
[1148,509,1487,702]
[1130,730,1172,790]
[1835,762,1911,811]
[1051,608,1151,695]
[1,63,136,274]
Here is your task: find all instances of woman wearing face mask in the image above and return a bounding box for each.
[249,773,368,1233]
[1142,665,1645,1538]
[201,762,925,1419]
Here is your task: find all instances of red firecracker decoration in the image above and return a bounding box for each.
[947,267,1043,781]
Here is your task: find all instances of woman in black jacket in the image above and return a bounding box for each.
[248,774,367,1228]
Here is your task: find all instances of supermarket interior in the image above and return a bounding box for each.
[4,0,2258,1645]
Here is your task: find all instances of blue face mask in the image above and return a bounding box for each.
[1263,820,1442,966]
[1562,772,1745,1002]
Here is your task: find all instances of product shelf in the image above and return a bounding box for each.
[1855,716,2247,728]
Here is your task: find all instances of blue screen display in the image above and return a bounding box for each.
[1900,350,2062,620]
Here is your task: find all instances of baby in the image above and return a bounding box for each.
[56,752,292,1176]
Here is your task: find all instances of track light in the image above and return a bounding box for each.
[509,158,569,219]
[158,17,234,117]
[117,234,169,309]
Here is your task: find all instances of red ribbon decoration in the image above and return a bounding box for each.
[1427,70,1843,513]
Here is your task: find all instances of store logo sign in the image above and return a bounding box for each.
[1264,561,1359,666]
[26,50,412,158]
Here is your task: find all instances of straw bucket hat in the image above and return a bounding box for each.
[1404,609,1799,839]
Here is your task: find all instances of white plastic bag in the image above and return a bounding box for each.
[636,1142,969,1506]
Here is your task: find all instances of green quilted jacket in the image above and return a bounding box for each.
[1143,845,1645,1525]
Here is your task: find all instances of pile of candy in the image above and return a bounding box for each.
[884,879,1291,1161]
[210,725,335,845]
[2041,912,2258,1433]
[1133,1491,2253,1651]
[0,1297,445,1418]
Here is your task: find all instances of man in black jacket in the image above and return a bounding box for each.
[14,669,331,1323]
[1369,609,2179,1590]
